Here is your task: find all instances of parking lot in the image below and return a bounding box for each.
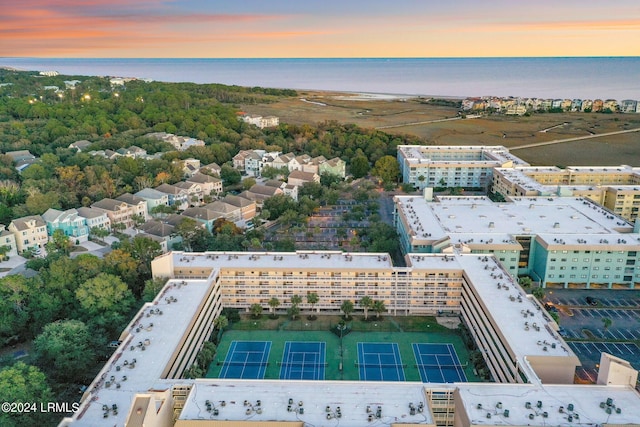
[542,289,640,382]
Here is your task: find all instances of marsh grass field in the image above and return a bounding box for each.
[242,92,640,166]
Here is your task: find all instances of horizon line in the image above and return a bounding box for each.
[2,55,640,60]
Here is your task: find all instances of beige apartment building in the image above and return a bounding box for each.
[60,250,639,427]
[491,165,640,223]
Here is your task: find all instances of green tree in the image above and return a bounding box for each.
[214,315,228,332]
[220,164,241,185]
[103,249,140,294]
[372,300,386,319]
[90,226,109,243]
[242,177,257,191]
[287,305,300,320]
[0,362,55,427]
[142,277,168,302]
[350,155,370,179]
[33,319,96,383]
[174,217,210,252]
[532,287,545,300]
[602,317,613,331]
[290,294,302,308]
[341,300,354,320]
[45,229,73,257]
[75,273,135,334]
[359,296,373,320]
[307,292,319,319]
[268,297,280,317]
[372,155,399,184]
[250,303,263,319]
[0,274,32,345]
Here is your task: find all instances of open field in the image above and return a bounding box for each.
[242,92,640,166]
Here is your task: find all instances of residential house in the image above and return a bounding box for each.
[203,201,242,224]
[91,198,139,229]
[301,156,327,174]
[155,184,190,210]
[173,158,201,178]
[200,162,221,177]
[243,184,284,206]
[8,215,48,254]
[42,208,90,243]
[173,181,205,205]
[241,114,279,129]
[233,150,264,176]
[116,145,147,159]
[116,193,149,221]
[620,100,638,113]
[181,207,220,232]
[288,170,320,187]
[233,150,252,170]
[592,99,604,112]
[6,150,37,173]
[603,99,619,112]
[134,188,170,216]
[264,180,298,201]
[581,99,593,112]
[223,195,257,221]
[77,207,111,233]
[319,157,346,178]
[0,225,18,258]
[145,132,205,151]
[271,153,295,171]
[570,99,583,112]
[187,173,223,196]
[68,140,92,152]
[258,152,282,171]
[290,154,312,172]
[138,220,180,253]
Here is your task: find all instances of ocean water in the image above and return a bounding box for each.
[1,57,639,100]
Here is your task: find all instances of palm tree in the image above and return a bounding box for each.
[307,292,319,313]
[372,300,386,319]
[268,297,280,318]
[214,315,228,332]
[250,303,263,319]
[341,300,354,320]
[602,317,612,331]
[290,294,302,307]
[287,305,300,320]
[359,296,373,320]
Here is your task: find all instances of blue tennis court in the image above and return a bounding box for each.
[219,341,271,379]
[357,342,405,381]
[413,343,467,383]
[279,341,326,380]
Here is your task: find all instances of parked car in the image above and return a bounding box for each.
[586,296,598,306]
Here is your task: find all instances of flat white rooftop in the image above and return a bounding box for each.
[174,251,394,271]
[179,380,432,425]
[398,145,529,167]
[456,255,575,364]
[396,195,636,247]
[67,277,214,426]
[457,383,640,426]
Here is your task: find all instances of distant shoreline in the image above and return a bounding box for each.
[2,57,638,100]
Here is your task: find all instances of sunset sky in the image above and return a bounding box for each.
[2,0,639,58]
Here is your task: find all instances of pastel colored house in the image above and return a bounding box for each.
[42,208,90,243]
[135,188,170,216]
[0,225,18,258]
[8,215,48,254]
[77,207,111,233]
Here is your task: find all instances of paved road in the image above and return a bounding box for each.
[509,127,640,150]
